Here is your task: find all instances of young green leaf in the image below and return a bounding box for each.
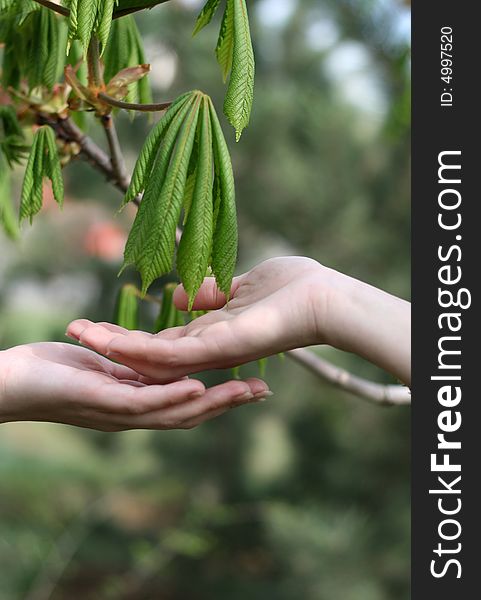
[43,126,64,206]
[154,283,185,333]
[209,98,237,297]
[215,0,234,82]
[67,0,79,53]
[123,91,193,204]
[258,357,267,377]
[20,126,64,223]
[0,105,28,167]
[20,127,43,223]
[177,97,214,308]
[0,149,19,239]
[114,284,139,330]
[122,91,238,302]
[123,94,202,293]
[77,0,99,55]
[193,0,221,36]
[223,0,255,140]
[97,0,116,55]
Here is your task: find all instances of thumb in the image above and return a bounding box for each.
[173,276,243,311]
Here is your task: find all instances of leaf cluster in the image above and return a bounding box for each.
[0,147,19,239]
[65,0,118,56]
[0,5,67,90]
[20,126,64,223]
[114,282,207,333]
[194,0,255,141]
[0,105,28,167]
[122,90,237,308]
[103,16,152,106]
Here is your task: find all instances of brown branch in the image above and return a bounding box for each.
[287,348,411,406]
[32,0,69,17]
[58,118,123,186]
[113,1,172,19]
[100,114,130,190]
[33,0,172,20]
[98,92,172,113]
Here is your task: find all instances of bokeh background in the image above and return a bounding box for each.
[0,0,411,598]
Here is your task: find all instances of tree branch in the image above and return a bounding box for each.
[53,116,140,206]
[287,348,411,406]
[32,0,172,20]
[32,0,69,17]
[100,115,130,191]
[113,1,172,19]
[98,92,172,113]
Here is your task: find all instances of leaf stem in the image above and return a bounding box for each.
[87,37,103,89]
[98,92,172,113]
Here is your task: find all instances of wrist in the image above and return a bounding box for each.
[307,265,360,350]
[312,269,411,384]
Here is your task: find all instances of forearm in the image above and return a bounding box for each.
[322,270,411,385]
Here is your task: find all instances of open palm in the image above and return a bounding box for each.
[0,343,269,431]
[67,257,331,381]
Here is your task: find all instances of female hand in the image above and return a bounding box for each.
[67,257,411,385]
[0,343,270,431]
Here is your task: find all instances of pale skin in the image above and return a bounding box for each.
[67,256,411,387]
[0,343,270,431]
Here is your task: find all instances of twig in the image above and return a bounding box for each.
[287,348,411,406]
[100,114,130,191]
[87,37,103,89]
[32,0,69,17]
[33,0,172,20]
[98,92,172,113]
[113,1,172,19]
[58,117,131,192]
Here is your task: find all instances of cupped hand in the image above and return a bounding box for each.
[0,343,270,431]
[67,257,332,381]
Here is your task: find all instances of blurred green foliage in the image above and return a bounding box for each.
[0,0,410,598]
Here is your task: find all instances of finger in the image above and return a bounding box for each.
[179,407,230,429]
[66,319,95,340]
[95,322,129,335]
[104,331,254,381]
[124,379,268,430]
[151,378,270,423]
[93,354,144,382]
[66,319,129,349]
[181,378,272,428]
[173,275,245,311]
[93,378,206,416]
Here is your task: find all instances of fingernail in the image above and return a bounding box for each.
[65,331,78,340]
[189,390,204,400]
[254,391,274,401]
[236,391,255,402]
